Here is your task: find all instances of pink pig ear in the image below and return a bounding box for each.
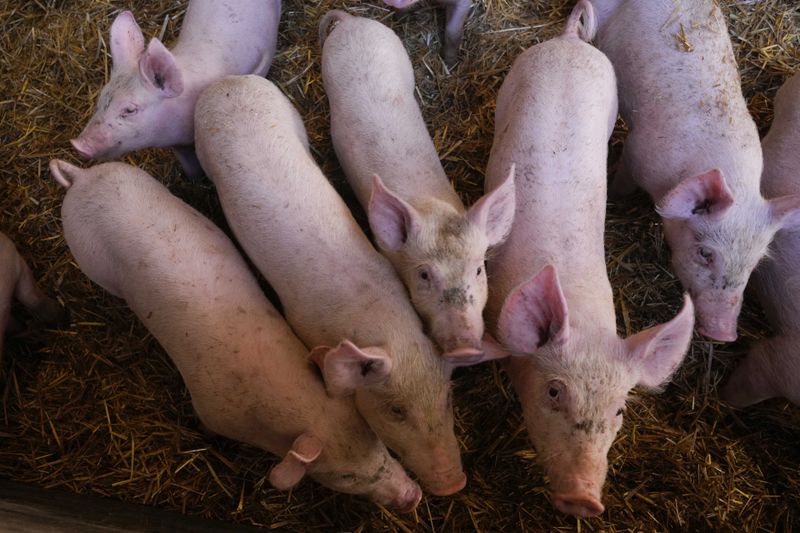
[368,174,422,251]
[767,193,800,231]
[622,294,695,390]
[656,169,734,221]
[268,434,324,490]
[468,164,516,247]
[139,38,184,98]
[496,264,569,354]
[109,11,145,70]
[312,340,393,397]
[49,159,85,189]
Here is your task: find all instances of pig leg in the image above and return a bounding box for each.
[14,262,65,326]
[721,340,780,408]
[442,0,470,66]
[608,148,638,200]
[174,145,204,182]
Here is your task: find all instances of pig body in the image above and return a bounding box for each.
[71,0,281,179]
[590,0,800,341]
[723,74,800,407]
[320,11,515,362]
[50,159,421,511]
[194,75,465,496]
[485,1,695,518]
[0,232,64,352]
[382,0,471,65]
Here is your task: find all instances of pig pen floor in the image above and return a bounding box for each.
[1,0,799,531]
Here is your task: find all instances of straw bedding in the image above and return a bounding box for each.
[1,0,798,530]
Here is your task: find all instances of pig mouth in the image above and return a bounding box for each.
[70,139,95,160]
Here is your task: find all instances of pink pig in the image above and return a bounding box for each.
[194,75,466,496]
[382,0,471,65]
[49,159,422,511]
[0,232,65,353]
[320,10,515,363]
[484,1,695,518]
[71,0,280,178]
[590,0,800,341]
[723,73,800,407]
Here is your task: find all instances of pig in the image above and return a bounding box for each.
[483,1,695,518]
[49,159,422,511]
[194,75,466,496]
[71,0,281,179]
[723,73,800,407]
[0,232,65,354]
[320,10,516,363]
[382,0,471,65]
[589,0,800,341]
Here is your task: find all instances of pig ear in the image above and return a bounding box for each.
[313,340,393,397]
[139,38,184,98]
[496,264,569,354]
[622,294,695,390]
[768,194,800,231]
[109,11,145,69]
[49,159,85,189]
[268,434,324,490]
[468,164,516,247]
[656,169,734,221]
[368,174,422,251]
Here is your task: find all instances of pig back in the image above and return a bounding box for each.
[594,0,760,198]
[753,74,800,333]
[195,75,420,350]
[172,0,281,76]
[322,13,462,211]
[485,37,617,329]
[61,162,323,448]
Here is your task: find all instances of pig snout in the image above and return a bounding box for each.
[71,126,115,161]
[548,456,607,517]
[552,480,605,518]
[694,291,741,342]
[388,483,423,513]
[432,302,485,362]
[422,464,467,496]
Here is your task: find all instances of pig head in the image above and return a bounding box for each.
[498,266,695,517]
[310,339,466,496]
[368,169,515,361]
[71,11,190,162]
[657,168,800,341]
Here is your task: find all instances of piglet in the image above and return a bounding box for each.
[723,73,800,407]
[194,75,466,496]
[320,10,515,363]
[382,0,471,65]
[590,0,800,341]
[484,1,695,518]
[71,0,281,179]
[49,159,422,511]
[0,232,65,354]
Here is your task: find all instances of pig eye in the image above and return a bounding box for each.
[697,247,713,266]
[545,379,565,409]
[388,404,408,421]
[420,271,429,280]
[121,106,138,117]
[476,266,483,276]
